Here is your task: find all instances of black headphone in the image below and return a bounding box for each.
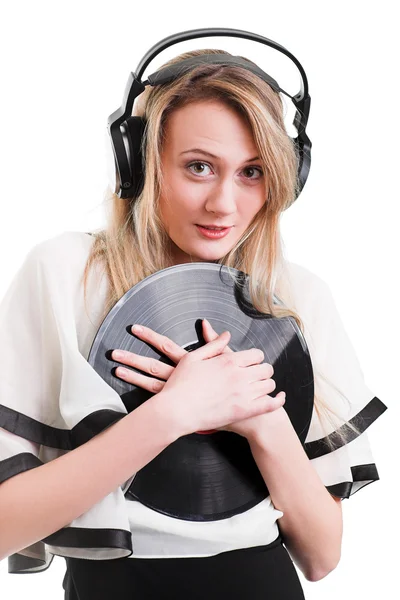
[106,27,312,203]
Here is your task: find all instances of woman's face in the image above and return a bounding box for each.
[158,100,268,266]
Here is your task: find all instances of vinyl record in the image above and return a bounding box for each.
[87,262,314,521]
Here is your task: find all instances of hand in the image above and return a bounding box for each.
[201,319,285,439]
[111,321,285,439]
[111,320,231,394]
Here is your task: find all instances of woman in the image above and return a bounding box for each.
[0,46,387,599]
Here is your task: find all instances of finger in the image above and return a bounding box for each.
[186,330,231,361]
[200,324,264,367]
[250,376,276,395]
[202,319,234,353]
[245,362,274,381]
[112,350,174,380]
[131,324,187,364]
[230,346,265,368]
[251,391,286,415]
[115,366,165,394]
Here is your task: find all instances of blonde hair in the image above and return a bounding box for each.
[82,48,362,450]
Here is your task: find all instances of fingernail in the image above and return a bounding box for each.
[132,324,143,333]
[202,319,209,327]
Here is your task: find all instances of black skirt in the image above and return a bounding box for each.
[62,535,305,600]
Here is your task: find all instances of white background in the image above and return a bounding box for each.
[0,1,397,598]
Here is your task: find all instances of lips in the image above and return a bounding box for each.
[196,225,232,229]
[195,225,233,239]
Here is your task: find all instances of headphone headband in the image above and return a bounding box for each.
[144,54,287,97]
[135,27,309,100]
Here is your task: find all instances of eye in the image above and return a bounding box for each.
[242,166,264,180]
[187,161,212,176]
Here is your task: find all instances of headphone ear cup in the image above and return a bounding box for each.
[292,134,311,200]
[125,116,147,199]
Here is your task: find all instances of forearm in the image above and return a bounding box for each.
[248,407,343,582]
[0,397,178,560]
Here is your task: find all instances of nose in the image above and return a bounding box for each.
[205,177,240,216]
[204,177,237,217]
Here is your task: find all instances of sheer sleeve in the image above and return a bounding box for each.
[299,275,388,499]
[0,235,136,574]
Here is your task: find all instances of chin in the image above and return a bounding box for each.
[172,238,233,264]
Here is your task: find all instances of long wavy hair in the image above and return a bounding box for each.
[82,48,362,449]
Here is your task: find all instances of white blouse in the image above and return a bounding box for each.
[0,231,387,574]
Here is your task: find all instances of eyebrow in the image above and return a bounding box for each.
[179,148,260,162]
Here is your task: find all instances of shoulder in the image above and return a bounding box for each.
[284,260,330,292]
[278,260,344,362]
[19,231,96,287]
[279,259,334,313]
[26,231,94,270]
[14,231,97,301]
